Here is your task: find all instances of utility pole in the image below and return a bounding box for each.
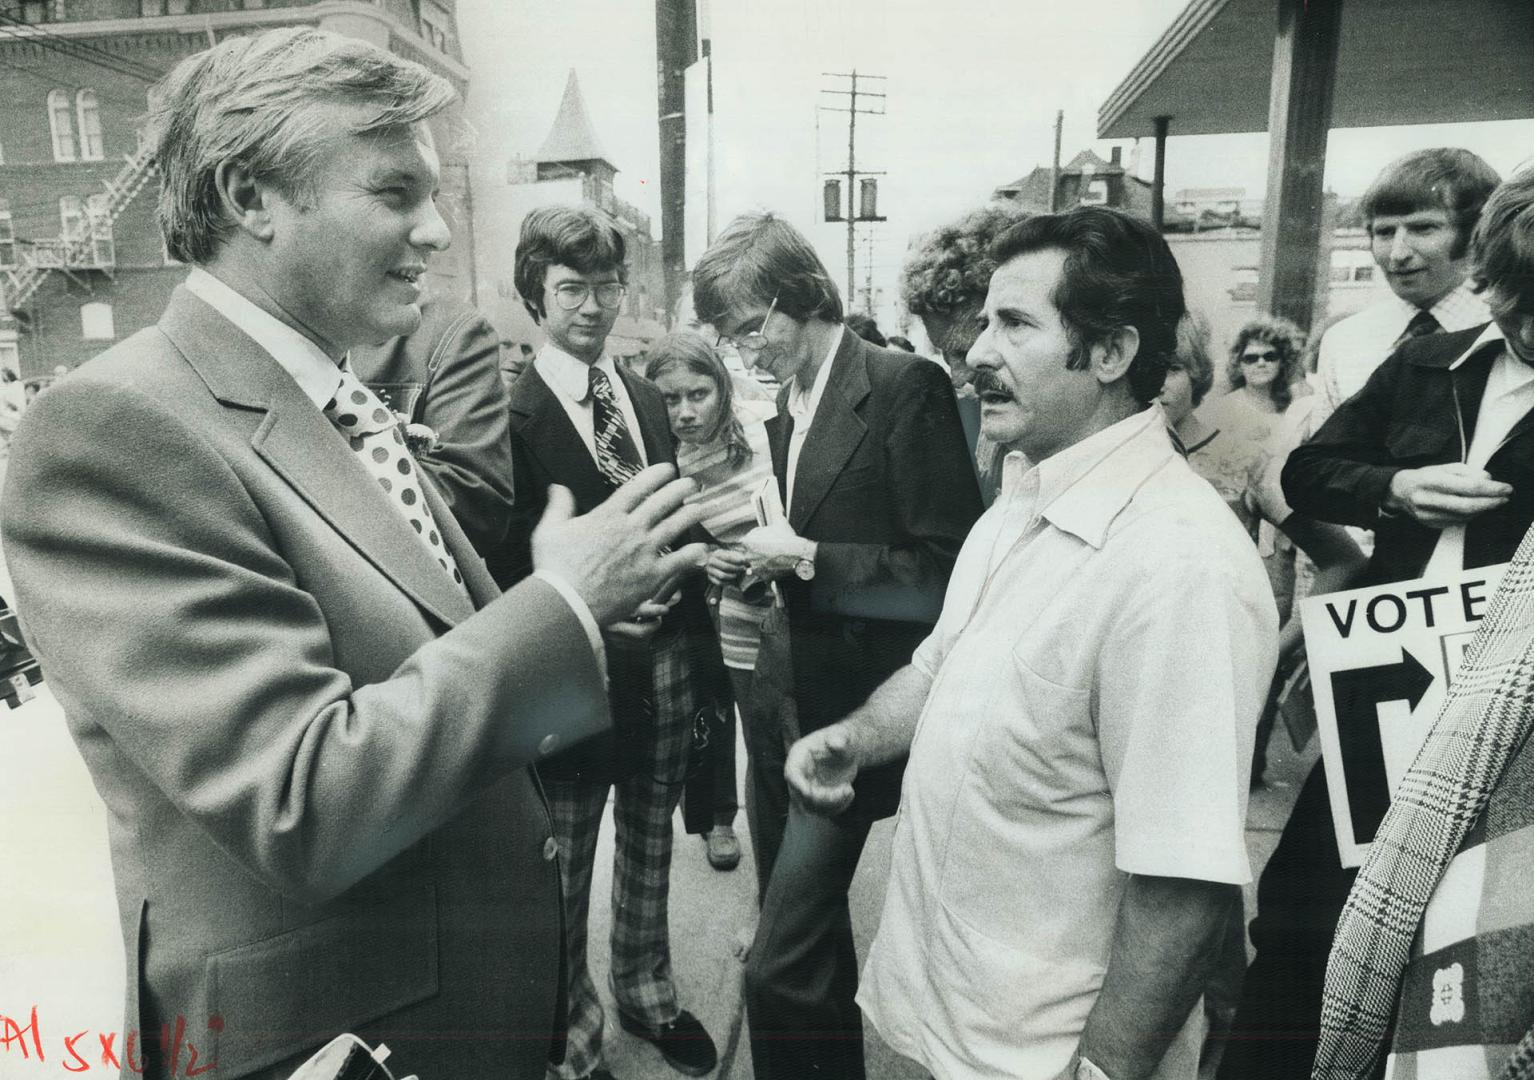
[819,71,886,303]
[863,230,876,315]
[1049,109,1064,212]
[655,0,698,322]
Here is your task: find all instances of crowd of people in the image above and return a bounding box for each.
[6,25,1534,1080]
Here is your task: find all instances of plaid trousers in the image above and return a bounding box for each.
[544,632,695,1080]
[1314,527,1534,1080]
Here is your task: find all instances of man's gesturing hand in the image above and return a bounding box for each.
[1384,462,1512,527]
[785,723,859,817]
[532,463,707,627]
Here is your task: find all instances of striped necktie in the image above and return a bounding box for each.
[588,365,643,488]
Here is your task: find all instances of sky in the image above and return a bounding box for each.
[454,0,1534,333]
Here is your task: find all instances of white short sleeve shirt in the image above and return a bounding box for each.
[859,407,1279,1080]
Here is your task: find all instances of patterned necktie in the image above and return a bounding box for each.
[1392,308,1442,350]
[324,366,468,595]
[588,365,643,488]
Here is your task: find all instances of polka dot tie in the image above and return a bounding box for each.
[324,366,468,596]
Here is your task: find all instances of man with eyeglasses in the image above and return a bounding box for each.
[692,211,982,1080]
[499,205,721,1080]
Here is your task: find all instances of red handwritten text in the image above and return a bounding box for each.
[0,1006,222,1075]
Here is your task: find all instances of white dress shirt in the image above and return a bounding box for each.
[1422,325,1534,577]
[785,323,843,506]
[186,267,345,407]
[534,343,649,468]
[1315,281,1490,421]
[184,269,604,660]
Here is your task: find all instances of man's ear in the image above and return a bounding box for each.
[213,160,277,242]
[1092,325,1140,385]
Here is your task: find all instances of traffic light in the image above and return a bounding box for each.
[824,179,844,222]
[858,178,879,220]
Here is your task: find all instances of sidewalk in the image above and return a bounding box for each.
[0,688,1314,1080]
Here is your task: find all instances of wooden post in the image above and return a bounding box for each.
[1151,116,1169,231]
[655,0,698,324]
[1257,0,1343,332]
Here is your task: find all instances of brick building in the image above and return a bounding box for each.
[0,0,474,384]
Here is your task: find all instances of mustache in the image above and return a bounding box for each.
[972,370,1014,400]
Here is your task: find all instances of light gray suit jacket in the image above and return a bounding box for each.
[0,286,608,1079]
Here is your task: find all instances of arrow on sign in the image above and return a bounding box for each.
[1330,648,1435,847]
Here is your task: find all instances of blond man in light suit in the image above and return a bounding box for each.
[0,29,701,1080]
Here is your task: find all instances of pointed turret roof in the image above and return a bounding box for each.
[535,70,615,170]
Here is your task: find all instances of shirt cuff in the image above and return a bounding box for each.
[532,568,607,684]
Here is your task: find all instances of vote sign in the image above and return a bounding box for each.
[1300,562,1508,868]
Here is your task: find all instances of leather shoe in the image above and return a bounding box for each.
[616,1009,717,1077]
[705,825,740,871]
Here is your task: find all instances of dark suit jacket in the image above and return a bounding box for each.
[350,297,514,558]
[767,330,983,819]
[1283,325,1534,586]
[498,361,726,782]
[0,287,609,1080]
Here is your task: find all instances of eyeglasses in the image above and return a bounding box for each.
[551,282,626,311]
[717,296,779,355]
[1240,350,1280,365]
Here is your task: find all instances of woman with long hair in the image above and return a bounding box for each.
[645,331,780,887]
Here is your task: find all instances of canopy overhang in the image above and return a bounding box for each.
[1100,0,1534,139]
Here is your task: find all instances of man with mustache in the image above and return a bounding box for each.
[786,206,1278,1080]
[692,211,982,1080]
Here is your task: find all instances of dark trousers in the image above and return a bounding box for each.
[1215,762,1360,1080]
[745,803,873,1080]
[735,665,791,904]
[712,703,739,826]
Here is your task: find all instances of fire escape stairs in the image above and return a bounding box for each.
[3,139,158,315]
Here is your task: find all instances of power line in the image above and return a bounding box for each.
[0,15,166,83]
[0,11,167,80]
[0,49,151,108]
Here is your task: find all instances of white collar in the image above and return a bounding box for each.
[185,267,343,408]
[1447,322,1508,371]
[788,323,844,420]
[1004,406,1178,549]
[535,342,618,404]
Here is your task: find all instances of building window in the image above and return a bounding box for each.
[86,191,113,265]
[81,302,115,341]
[76,90,104,161]
[419,2,451,50]
[59,196,85,245]
[141,0,188,14]
[87,193,114,266]
[48,90,76,162]
[241,0,266,8]
[19,0,60,23]
[0,201,14,269]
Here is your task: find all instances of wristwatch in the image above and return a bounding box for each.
[793,555,816,581]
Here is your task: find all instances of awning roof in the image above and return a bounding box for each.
[1099,0,1534,139]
